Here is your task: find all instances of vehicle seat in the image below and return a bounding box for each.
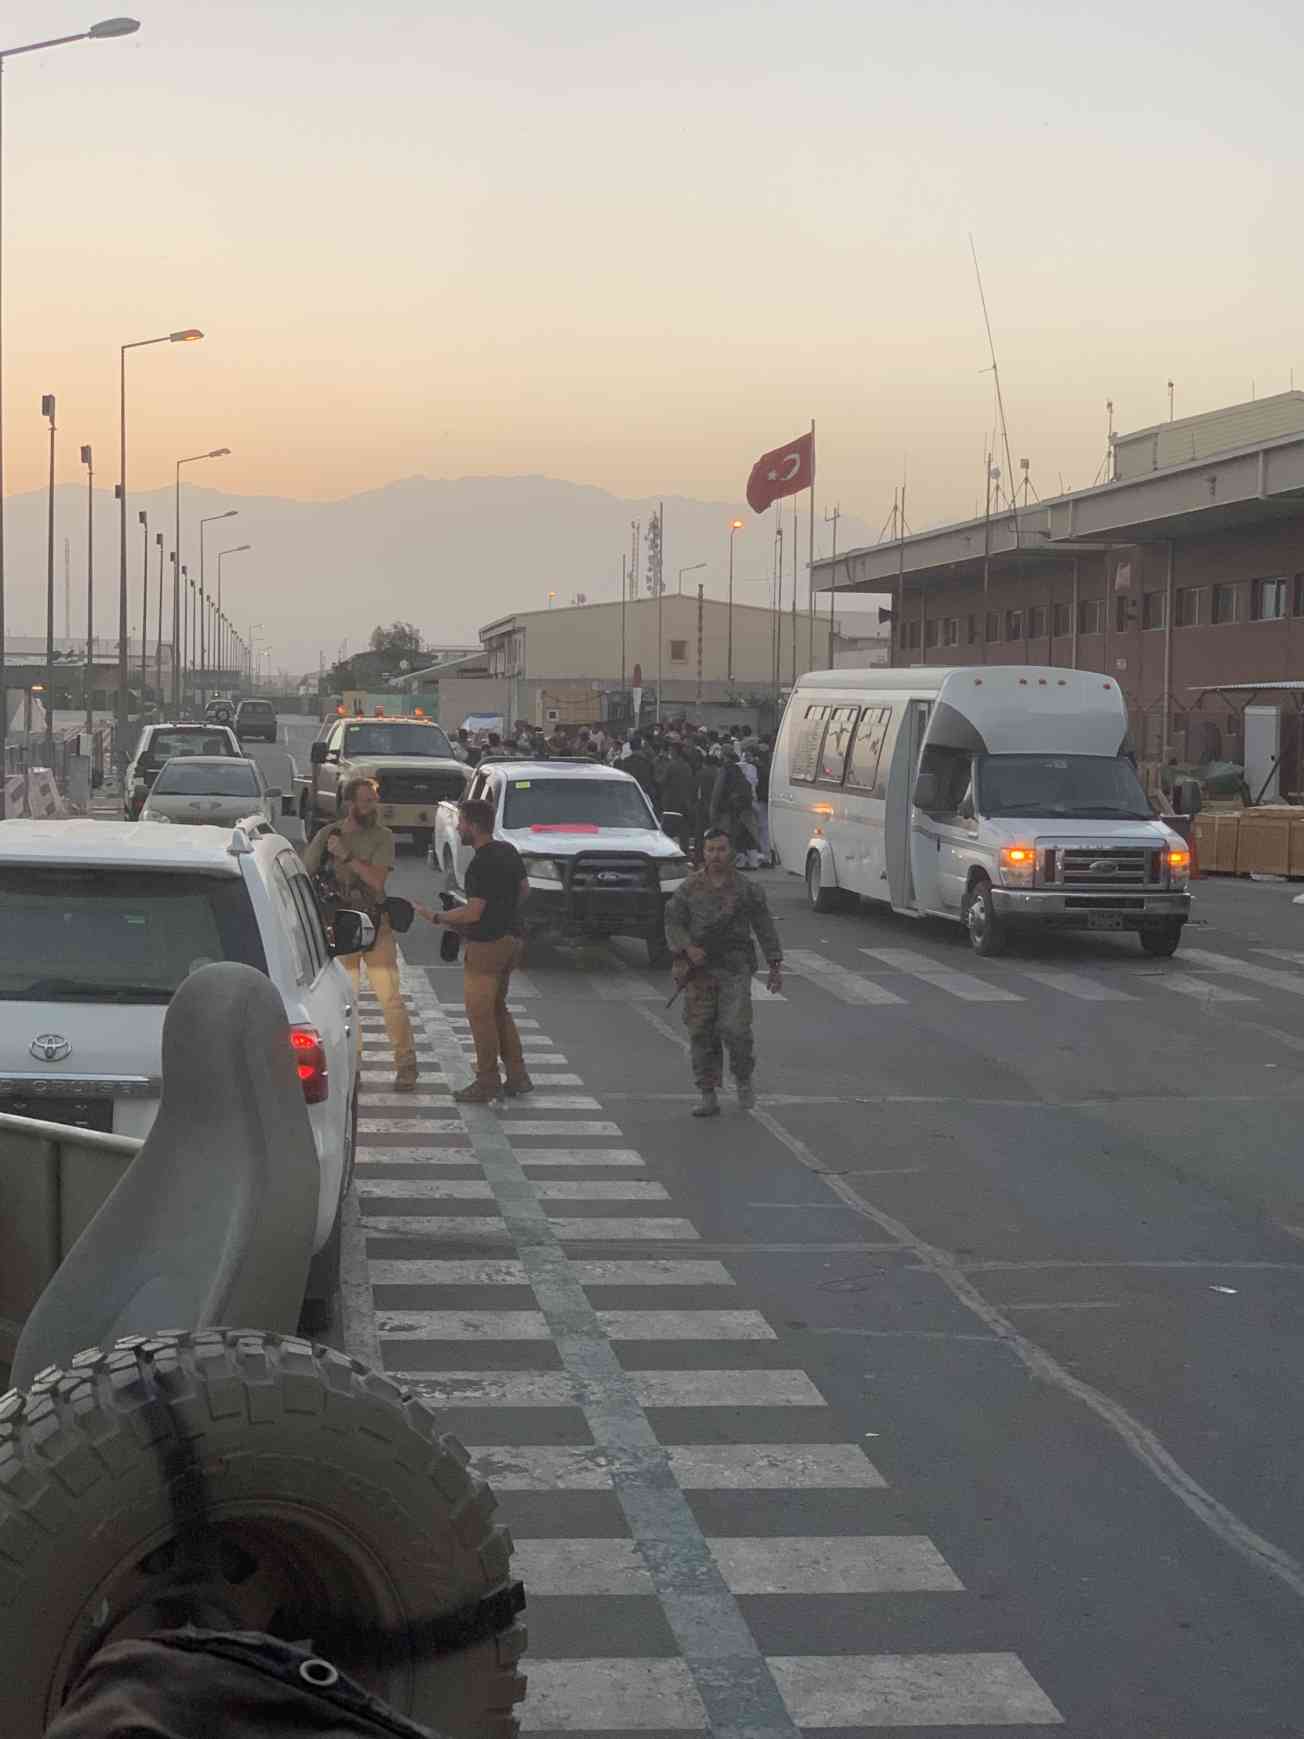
[11,963,319,1391]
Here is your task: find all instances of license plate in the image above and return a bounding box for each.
[5,1095,114,1132]
[1086,911,1125,931]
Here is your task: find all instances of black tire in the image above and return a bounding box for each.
[301,1088,357,1333]
[806,852,839,913]
[1139,922,1183,958]
[0,1331,527,1739]
[963,877,1007,957]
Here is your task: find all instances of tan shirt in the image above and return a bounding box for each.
[304,817,396,912]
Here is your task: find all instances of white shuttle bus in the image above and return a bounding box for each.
[769,665,1192,957]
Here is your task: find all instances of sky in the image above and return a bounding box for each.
[2,1,1301,663]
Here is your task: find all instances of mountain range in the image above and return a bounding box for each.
[0,475,884,677]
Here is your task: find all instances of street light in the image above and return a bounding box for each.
[81,445,94,734]
[727,520,743,684]
[137,509,148,707]
[0,18,140,812]
[173,447,228,708]
[216,545,250,687]
[198,511,236,707]
[42,395,56,761]
[153,532,164,702]
[678,562,706,597]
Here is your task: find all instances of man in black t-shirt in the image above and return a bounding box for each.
[421,798,531,1102]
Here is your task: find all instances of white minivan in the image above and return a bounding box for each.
[770,665,1192,957]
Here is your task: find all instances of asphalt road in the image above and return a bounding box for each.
[348,849,1304,1737]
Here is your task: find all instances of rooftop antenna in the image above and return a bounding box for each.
[1168,379,1174,422]
[629,520,640,600]
[969,234,1020,546]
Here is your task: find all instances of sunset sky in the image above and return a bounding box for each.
[4,0,1300,544]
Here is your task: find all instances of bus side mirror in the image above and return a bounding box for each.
[913,771,940,811]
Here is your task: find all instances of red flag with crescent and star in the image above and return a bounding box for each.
[746,429,814,514]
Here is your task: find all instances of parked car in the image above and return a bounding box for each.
[138,753,280,829]
[124,721,243,819]
[434,756,690,964]
[0,815,369,1317]
[235,697,279,743]
[304,713,469,852]
[769,665,1193,957]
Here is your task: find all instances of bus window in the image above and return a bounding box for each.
[845,706,892,796]
[818,707,859,784]
[789,706,828,783]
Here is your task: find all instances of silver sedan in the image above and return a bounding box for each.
[139,756,278,828]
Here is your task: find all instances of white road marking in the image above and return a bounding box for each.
[708,1535,963,1595]
[629,1369,826,1408]
[359,1070,446,1085]
[497,1094,603,1111]
[1149,973,1256,1003]
[394,1370,580,1406]
[593,978,664,1002]
[362,1215,512,1239]
[355,1147,474,1166]
[1184,947,1304,996]
[860,947,1023,1003]
[1252,948,1304,967]
[666,1443,885,1488]
[504,1120,624,1136]
[520,1658,707,1731]
[511,1537,654,1596]
[784,948,906,1006]
[532,1179,669,1201]
[375,1309,551,1339]
[572,1259,734,1286]
[512,1148,645,1168]
[358,1119,465,1135]
[361,1093,452,1108]
[768,1652,1063,1728]
[456,1034,557,1048]
[369,1259,527,1285]
[550,1217,701,1241]
[360,1178,493,1199]
[511,1073,584,1086]
[596,1308,775,1340]
[445,1014,541,1029]
[469,1444,614,1489]
[1013,967,1134,1002]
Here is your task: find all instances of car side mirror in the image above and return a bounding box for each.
[912,771,940,810]
[661,810,684,835]
[330,909,375,955]
[310,741,327,766]
[1173,778,1202,816]
[266,786,282,800]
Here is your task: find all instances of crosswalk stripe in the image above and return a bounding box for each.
[784,948,905,1006]
[359,1119,464,1135]
[551,1216,701,1241]
[629,1369,826,1407]
[592,978,664,1002]
[511,1537,654,1595]
[395,1371,579,1405]
[666,1443,885,1488]
[1152,973,1256,1003]
[571,1259,734,1286]
[498,1094,603,1110]
[355,1147,474,1167]
[1013,967,1135,1002]
[767,1652,1063,1728]
[361,1094,452,1108]
[512,1148,645,1168]
[1183,946,1304,996]
[363,1215,511,1239]
[359,1070,445,1085]
[504,1120,623,1136]
[1253,948,1304,967]
[369,1259,528,1285]
[376,1309,551,1339]
[532,1179,669,1201]
[360,1179,493,1199]
[521,1659,706,1732]
[470,1445,614,1489]
[596,1308,775,1340]
[444,1014,541,1029]
[510,1072,584,1086]
[859,946,1024,1002]
[705,1535,963,1595]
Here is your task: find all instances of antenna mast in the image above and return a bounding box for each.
[969,235,1019,544]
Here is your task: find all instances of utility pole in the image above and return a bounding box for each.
[696,582,704,707]
[825,504,840,667]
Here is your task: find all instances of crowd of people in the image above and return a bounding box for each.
[449,718,775,867]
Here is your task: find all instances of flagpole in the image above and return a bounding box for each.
[790,494,797,689]
[656,498,664,724]
[620,554,627,694]
[807,418,815,676]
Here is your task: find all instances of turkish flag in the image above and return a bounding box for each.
[746,430,814,514]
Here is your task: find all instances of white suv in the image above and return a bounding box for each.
[434,757,691,964]
[0,816,365,1318]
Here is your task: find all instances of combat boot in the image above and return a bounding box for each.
[735,1081,756,1111]
[454,1078,502,1104]
[691,1088,720,1118]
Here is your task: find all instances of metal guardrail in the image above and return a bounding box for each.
[0,1112,141,1379]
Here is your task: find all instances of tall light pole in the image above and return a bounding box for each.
[42,394,56,760]
[727,519,743,684]
[80,444,94,735]
[154,532,164,701]
[0,18,139,809]
[198,510,236,707]
[119,328,203,751]
[172,447,228,709]
[137,509,149,707]
[216,544,250,687]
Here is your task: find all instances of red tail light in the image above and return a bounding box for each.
[290,1025,329,1104]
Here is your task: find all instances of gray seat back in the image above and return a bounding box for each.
[12,962,318,1390]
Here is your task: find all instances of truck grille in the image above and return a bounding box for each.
[567,854,656,894]
[1043,845,1161,889]
[377,770,465,805]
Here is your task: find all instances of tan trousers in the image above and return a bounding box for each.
[464,935,527,1085]
[341,919,416,1073]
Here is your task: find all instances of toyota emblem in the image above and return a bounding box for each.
[30,1033,72,1063]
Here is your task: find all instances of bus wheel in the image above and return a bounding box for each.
[963,877,1006,957]
[806,852,839,913]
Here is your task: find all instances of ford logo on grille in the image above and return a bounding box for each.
[30,1033,72,1062]
[1089,860,1118,874]
[597,872,624,884]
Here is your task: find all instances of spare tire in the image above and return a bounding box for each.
[0,1330,527,1739]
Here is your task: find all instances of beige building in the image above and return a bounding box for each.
[472,595,876,728]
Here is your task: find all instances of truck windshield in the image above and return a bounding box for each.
[976,755,1154,820]
[343,723,452,758]
[503,779,654,830]
[153,762,259,796]
[0,869,266,1002]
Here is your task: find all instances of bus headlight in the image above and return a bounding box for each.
[998,844,1036,887]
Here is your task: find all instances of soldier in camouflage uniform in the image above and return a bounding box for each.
[663,826,784,1116]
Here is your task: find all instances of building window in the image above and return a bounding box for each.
[985,611,1000,643]
[967,614,978,645]
[943,617,960,647]
[906,620,921,650]
[1077,598,1103,635]
[924,617,940,649]
[1175,587,1202,627]
[1141,590,1166,630]
[668,639,688,662]
[1026,605,1047,639]
[1211,582,1239,626]
[1052,601,1071,638]
[1005,609,1023,642]
[1294,576,1304,617]
[1114,594,1132,633]
[1250,577,1289,621]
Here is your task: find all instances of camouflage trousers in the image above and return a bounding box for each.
[682,963,754,1089]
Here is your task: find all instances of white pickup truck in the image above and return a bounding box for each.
[434,756,691,964]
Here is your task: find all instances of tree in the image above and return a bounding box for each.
[369,621,424,660]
